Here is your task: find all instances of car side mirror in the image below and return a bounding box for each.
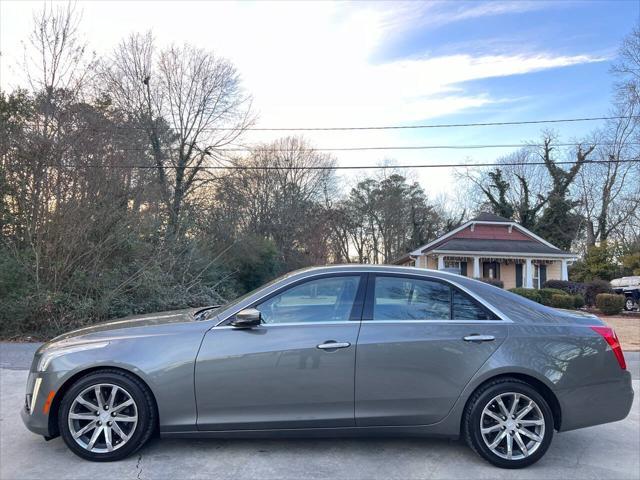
[230,308,261,328]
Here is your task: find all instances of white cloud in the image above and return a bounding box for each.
[0,0,605,194]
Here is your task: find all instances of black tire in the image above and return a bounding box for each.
[463,378,554,469]
[59,369,157,461]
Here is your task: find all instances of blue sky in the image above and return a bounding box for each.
[1,0,638,195]
[371,1,638,142]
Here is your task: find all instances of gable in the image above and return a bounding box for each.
[452,224,531,241]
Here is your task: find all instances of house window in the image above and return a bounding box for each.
[533,264,547,289]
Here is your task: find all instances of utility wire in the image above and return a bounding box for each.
[30,142,637,153]
[24,115,638,131]
[39,158,640,171]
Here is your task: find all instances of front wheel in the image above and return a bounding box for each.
[463,378,554,468]
[59,370,157,461]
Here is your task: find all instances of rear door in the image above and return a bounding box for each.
[355,273,507,426]
[195,273,366,430]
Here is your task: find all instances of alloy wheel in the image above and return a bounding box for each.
[480,392,545,461]
[67,383,138,453]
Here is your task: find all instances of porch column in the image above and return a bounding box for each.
[473,256,480,278]
[561,259,568,281]
[437,255,444,270]
[525,258,533,288]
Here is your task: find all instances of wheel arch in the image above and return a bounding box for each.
[47,366,160,439]
[460,372,562,435]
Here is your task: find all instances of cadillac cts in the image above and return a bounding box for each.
[22,265,633,468]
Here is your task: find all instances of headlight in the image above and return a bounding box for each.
[36,341,109,372]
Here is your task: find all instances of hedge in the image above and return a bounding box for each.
[508,288,542,303]
[573,294,585,309]
[538,288,570,305]
[548,294,575,309]
[585,280,612,306]
[595,293,625,315]
[542,280,586,295]
[509,288,584,310]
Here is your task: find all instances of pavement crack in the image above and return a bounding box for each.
[135,452,143,480]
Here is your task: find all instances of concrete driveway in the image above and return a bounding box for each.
[1,344,639,480]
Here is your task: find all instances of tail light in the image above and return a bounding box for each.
[591,326,627,370]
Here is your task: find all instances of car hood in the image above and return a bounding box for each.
[47,309,198,344]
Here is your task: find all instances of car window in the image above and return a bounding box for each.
[255,276,361,324]
[373,276,450,320]
[452,289,494,320]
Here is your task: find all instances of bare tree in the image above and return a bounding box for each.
[579,27,640,248]
[101,33,254,234]
[22,2,92,96]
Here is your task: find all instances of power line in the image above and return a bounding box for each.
[39,158,640,171]
[25,115,637,131]
[33,142,636,153]
[205,115,640,131]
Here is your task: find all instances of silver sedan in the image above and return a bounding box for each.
[21,265,633,468]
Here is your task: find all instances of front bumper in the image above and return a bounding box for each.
[21,370,63,437]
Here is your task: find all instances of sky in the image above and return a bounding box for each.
[1,0,639,196]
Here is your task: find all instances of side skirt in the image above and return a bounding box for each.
[160,425,459,440]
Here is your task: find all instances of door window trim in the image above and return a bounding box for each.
[216,272,368,327]
[363,273,505,323]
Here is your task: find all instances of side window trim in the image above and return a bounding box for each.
[219,273,367,326]
[450,286,498,320]
[363,273,503,322]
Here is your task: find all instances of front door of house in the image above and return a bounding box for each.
[482,262,500,279]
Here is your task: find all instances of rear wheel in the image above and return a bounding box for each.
[464,378,554,468]
[59,370,156,461]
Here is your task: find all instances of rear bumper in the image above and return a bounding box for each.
[557,370,634,432]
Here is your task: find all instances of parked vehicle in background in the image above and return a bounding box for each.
[21,266,633,468]
[611,276,640,311]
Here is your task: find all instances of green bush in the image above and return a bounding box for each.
[509,288,542,303]
[538,288,570,306]
[548,294,575,309]
[572,294,585,309]
[585,280,612,306]
[595,293,625,315]
[542,280,585,295]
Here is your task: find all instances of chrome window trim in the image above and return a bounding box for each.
[360,319,509,325]
[212,271,366,328]
[445,278,512,322]
[211,268,514,328]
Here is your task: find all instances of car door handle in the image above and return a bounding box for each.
[463,334,495,342]
[317,341,351,350]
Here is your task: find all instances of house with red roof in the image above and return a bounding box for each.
[393,212,577,289]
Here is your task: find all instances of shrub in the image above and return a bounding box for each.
[478,277,504,288]
[542,279,586,295]
[509,288,542,303]
[548,294,575,309]
[538,288,570,306]
[595,293,625,315]
[585,279,612,306]
[572,294,585,309]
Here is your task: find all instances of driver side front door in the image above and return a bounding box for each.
[195,274,365,431]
